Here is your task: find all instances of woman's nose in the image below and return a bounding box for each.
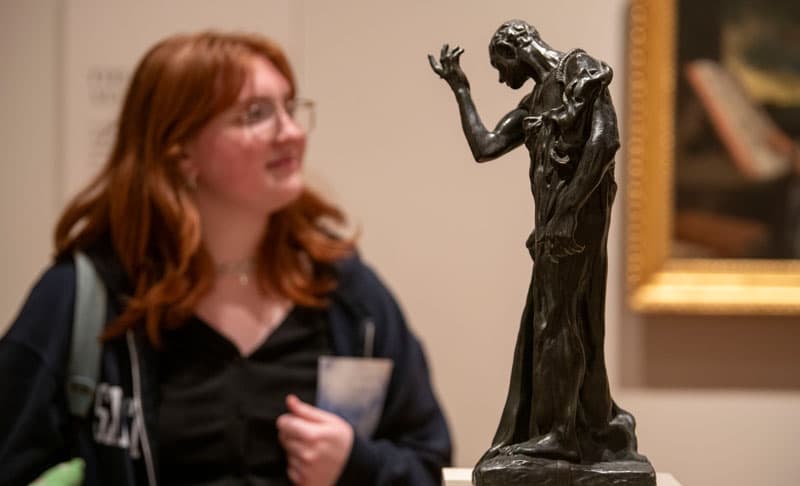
[274,109,305,141]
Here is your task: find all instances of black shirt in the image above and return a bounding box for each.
[157,306,331,486]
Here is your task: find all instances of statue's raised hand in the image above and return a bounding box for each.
[428,44,470,90]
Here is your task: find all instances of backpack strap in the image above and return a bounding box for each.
[66,251,107,417]
[330,254,376,357]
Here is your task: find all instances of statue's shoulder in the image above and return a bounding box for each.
[556,49,612,84]
[517,92,535,110]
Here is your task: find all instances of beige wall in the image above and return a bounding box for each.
[0,1,60,326]
[2,1,798,485]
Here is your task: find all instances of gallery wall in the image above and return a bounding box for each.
[1,1,798,485]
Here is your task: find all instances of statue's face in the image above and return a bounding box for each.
[490,50,526,89]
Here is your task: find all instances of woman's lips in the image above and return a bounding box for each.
[266,157,298,170]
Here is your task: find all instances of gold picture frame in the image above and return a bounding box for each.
[626,0,800,314]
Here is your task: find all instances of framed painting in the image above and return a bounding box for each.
[626,0,800,313]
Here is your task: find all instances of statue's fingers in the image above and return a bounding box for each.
[568,240,584,255]
[428,54,442,74]
[441,44,449,59]
[559,239,575,254]
[453,46,464,59]
[548,237,578,258]
[543,239,554,257]
[563,242,578,256]
[553,243,568,258]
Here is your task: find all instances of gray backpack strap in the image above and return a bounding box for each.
[66,251,107,417]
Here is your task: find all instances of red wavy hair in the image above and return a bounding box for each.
[54,32,354,346]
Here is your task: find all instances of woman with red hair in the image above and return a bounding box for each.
[0,32,450,485]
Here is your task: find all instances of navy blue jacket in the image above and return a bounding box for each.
[0,252,451,485]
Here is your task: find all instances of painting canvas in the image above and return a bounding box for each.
[626,0,800,314]
[672,0,800,259]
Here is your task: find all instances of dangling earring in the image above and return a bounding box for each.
[172,144,196,191]
[186,172,198,191]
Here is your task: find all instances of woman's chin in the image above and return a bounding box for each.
[266,179,305,213]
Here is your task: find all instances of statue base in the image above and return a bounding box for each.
[474,455,656,486]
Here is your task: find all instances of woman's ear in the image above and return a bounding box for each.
[172,144,198,191]
[183,167,198,191]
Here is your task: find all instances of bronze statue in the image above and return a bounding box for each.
[430,20,655,485]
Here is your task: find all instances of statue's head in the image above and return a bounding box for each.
[489,20,540,89]
[490,20,539,54]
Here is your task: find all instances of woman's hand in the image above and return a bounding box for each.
[277,394,354,486]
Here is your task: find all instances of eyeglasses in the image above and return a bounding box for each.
[233,97,315,134]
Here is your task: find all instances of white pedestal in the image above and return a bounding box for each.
[443,468,682,485]
[442,468,472,485]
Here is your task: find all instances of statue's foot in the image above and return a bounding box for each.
[473,443,513,485]
[602,407,648,462]
[610,406,636,433]
[475,443,506,465]
[500,432,580,462]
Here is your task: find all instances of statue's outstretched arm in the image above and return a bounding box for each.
[429,45,525,162]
